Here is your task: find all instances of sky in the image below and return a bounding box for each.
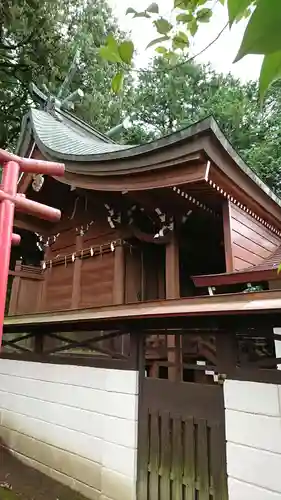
[109,0,262,82]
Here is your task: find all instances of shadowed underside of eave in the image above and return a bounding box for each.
[18,108,281,205]
[16,107,281,233]
[192,244,281,288]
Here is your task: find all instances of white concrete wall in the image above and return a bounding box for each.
[0,359,138,500]
[224,379,281,500]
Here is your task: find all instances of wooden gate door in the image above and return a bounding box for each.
[137,377,228,500]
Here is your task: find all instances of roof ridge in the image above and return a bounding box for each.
[30,82,115,144]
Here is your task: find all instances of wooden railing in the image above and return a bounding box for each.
[8,260,44,316]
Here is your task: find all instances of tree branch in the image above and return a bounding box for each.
[132,22,229,74]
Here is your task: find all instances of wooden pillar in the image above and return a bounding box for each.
[38,247,51,312]
[222,201,234,272]
[216,331,237,376]
[167,334,182,381]
[34,333,44,354]
[71,234,83,309]
[8,260,22,315]
[165,233,180,299]
[113,243,125,305]
[165,232,181,380]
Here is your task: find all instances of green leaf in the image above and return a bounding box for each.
[111,72,124,94]
[118,40,134,64]
[196,8,212,22]
[174,0,190,7]
[126,7,150,17]
[278,262,281,275]
[176,13,193,23]
[234,0,281,62]
[188,19,198,36]
[126,7,137,15]
[133,11,151,18]
[99,46,121,63]
[259,51,281,101]
[106,33,119,53]
[99,33,122,63]
[173,31,189,50]
[155,46,167,54]
[146,35,169,49]
[164,51,179,65]
[154,18,173,35]
[227,0,252,26]
[146,2,159,14]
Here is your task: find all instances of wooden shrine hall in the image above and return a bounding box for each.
[3,87,281,500]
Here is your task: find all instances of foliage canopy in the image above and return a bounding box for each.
[0,0,130,149]
[99,0,281,100]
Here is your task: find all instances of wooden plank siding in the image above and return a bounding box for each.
[39,211,121,311]
[138,377,228,500]
[229,203,280,271]
[79,252,114,308]
[14,278,43,315]
[45,265,73,311]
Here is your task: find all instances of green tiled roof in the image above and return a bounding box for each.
[16,105,281,210]
[31,108,133,157]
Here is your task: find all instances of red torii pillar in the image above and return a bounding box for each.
[0,149,65,347]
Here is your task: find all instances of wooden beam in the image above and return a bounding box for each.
[222,201,234,272]
[14,216,52,234]
[210,164,281,232]
[192,268,278,288]
[167,334,182,382]
[9,270,43,280]
[113,244,125,305]
[71,234,83,309]
[34,334,45,353]
[165,232,181,380]
[165,232,180,299]
[216,331,237,374]
[8,261,22,316]
[6,289,281,332]
[38,247,51,312]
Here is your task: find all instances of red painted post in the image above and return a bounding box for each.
[0,161,20,344]
[0,190,61,221]
[0,150,65,348]
[11,233,21,245]
[0,149,65,176]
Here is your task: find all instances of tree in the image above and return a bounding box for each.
[0,0,130,149]
[121,57,281,194]
[100,0,281,100]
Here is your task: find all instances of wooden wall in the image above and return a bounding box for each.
[11,277,43,315]
[10,219,166,315]
[44,212,119,311]
[229,203,280,271]
[44,265,73,311]
[125,243,165,304]
[8,262,44,316]
[80,253,114,308]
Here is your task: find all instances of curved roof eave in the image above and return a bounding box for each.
[30,107,214,162]
[15,114,32,156]
[28,108,281,210]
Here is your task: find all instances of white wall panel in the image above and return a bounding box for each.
[224,379,281,499]
[0,359,138,500]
